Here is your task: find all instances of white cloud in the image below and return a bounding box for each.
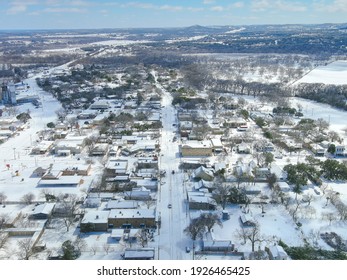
[251,0,271,11]
[203,0,216,4]
[44,7,87,13]
[7,4,27,14]
[159,5,183,12]
[315,0,347,12]
[6,0,38,15]
[211,6,225,12]
[233,2,245,8]
[275,0,307,12]
[251,0,307,12]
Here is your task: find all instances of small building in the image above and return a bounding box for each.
[30,203,56,219]
[89,101,110,110]
[131,179,158,191]
[37,176,83,188]
[122,248,155,260]
[266,245,289,260]
[192,166,214,181]
[210,138,223,153]
[312,144,325,156]
[180,141,213,157]
[105,200,139,210]
[61,164,92,176]
[31,167,48,178]
[31,141,54,155]
[237,143,251,154]
[202,240,234,252]
[90,143,109,156]
[54,137,85,155]
[80,210,110,232]
[105,159,129,177]
[108,209,156,228]
[240,214,256,227]
[254,167,271,179]
[123,187,151,200]
[188,192,217,210]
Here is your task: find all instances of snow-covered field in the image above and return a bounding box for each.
[295,60,347,85]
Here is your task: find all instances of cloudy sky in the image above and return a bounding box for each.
[1,0,347,29]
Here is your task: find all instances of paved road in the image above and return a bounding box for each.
[155,77,191,260]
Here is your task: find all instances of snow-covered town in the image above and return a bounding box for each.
[1,24,347,261]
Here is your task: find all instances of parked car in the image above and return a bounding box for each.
[168,204,172,209]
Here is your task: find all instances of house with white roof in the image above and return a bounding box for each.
[108,208,156,228]
[266,245,289,260]
[80,210,110,232]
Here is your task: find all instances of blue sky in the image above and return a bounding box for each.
[1,0,347,30]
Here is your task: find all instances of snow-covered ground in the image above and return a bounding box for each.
[295,60,347,85]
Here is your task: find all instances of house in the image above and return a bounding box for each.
[89,101,110,110]
[188,192,217,210]
[110,228,139,242]
[105,200,139,210]
[312,144,326,156]
[334,144,346,156]
[54,136,85,155]
[131,179,158,191]
[122,248,155,260]
[108,209,156,228]
[84,197,101,208]
[90,143,109,156]
[254,142,275,152]
[266,245,289,260]
[80,210,110,232]
[29,203,55,219]
[192,166,214,181]
[210,138,223,153]
[180,141,213,157]
[61,164,92,176]
[237,143,251,154]
[37,176,83,188]
[254,167,271,179]
[240,214,256,227]
[31,167,48,178]
[224,117,246,128]
[105,159,128,177]
[202,240,234,252]
[123,187,151,200]
[31,141,54,155]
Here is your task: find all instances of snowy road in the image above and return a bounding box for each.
[156,78,191,260]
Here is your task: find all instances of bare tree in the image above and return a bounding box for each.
[0,214,10,229]
[184,217,206,242]
[235,222,266,252]
[144,198,156,209]
[136,229,150,248]
[199,212,222,233]
[83,135,98,154]
[5,106,19,117]
[16,238,37,260]
[212,177,232,210]
[21,192,35,205]
[103,243,111,255]
[59,193,79,232]
[321,212,336,225]
[90,244,98,255]
[0,192,7,205]
[39,189,56,202]
[0,232,8,250]
[55,108,68,122]
[302,194,314,206]
[67,117,78,131]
